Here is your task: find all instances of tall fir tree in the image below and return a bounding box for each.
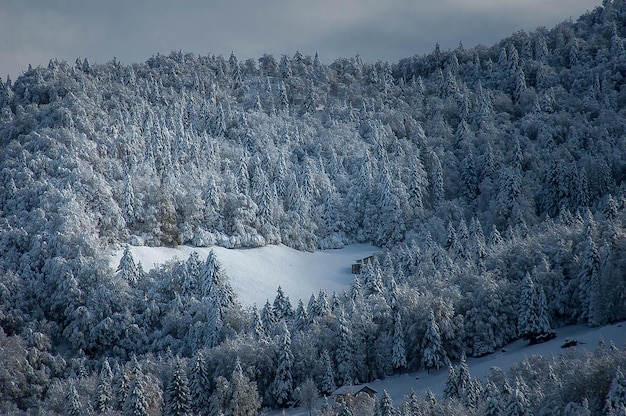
[271,321,294,407]
[94,358,114,413]
[165,358,192,416]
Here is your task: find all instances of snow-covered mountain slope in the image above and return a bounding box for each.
[111,244,378,306]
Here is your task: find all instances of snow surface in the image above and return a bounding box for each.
[271,320,626,415]
[110,244,378,306]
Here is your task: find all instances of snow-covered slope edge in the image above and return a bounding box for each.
[110,244,378,306]
[275,320,626,415]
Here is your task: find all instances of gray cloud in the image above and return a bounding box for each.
[0,0,600,81]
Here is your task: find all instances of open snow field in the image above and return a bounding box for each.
[110,244,378,306]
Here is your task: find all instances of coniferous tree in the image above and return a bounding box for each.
[505,378,530,416]
[392,311,407,371]
[444,364,459,399]
[64,382,83,416]
[319,349,336,395]
[605,367,626,414]
[117,246,141,285]
[123,360,149,416]
[518,272,552,342]
[294,299,309,332]
[579,231,601,325]
[431,153,445,208]
[165,358,192,416]
[189,352,211,415]
[378,389,396,416]
[336,310,355,386]
[114,363,130,411]
[94,358,114,413]
[421,309,448,372]
[229,359,261,416]
[271,321,294,407]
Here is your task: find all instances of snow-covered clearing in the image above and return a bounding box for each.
[272,320,626,415]
[110,244,378,306]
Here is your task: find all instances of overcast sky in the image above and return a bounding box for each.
[1,0,600,82]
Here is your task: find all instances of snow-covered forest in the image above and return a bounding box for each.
[1,1,626,414]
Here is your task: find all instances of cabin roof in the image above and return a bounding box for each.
[332,385,377,396]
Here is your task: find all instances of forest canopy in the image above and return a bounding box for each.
[1,1,626,414]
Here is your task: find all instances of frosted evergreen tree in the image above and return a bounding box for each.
[319,349,336,395]
[249,305,266,339]
[165,358,192,416]
[189,352,211,415]
[200,250,236,317]
[273,286,294,321]
[294,299,309,332]
[114,363,130,411]
[378,390,395,416]
[94,358,114,413]
[271,321,294,407]
[497,166,524,228]
[421,309,448,372]
[483,381,503,416]
[364,263,385,298]
[489,224,504,248]
[64,382,83,416]
[461,149,479,201]
[445,222,457,251]
[279,54,293,79]
[444,364,459,399]
[278,81,289,112]
[336,310,355,385]
[392,311,407,371]
[578,230,601,325]
[122,173,137,227]
[123,360,149,416]
[407,151,428,215]
[400,390,422,416]
[605,367,626,414]
[505,378,530,416]
[303,80,316,114]
[318,290,331,317]
[261,300,278,334]
[432,153,445,208]
[229,359,261,415]
[518,272,551,342]
[117,245,141,285]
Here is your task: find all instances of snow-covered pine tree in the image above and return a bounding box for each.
[228,359,262,416]
[165,358,192,416]
[271,321,294,407]
[504,378,530,416]
[578,230,601,325]
[444,364,459,399]
[377,389,395,416]
[273,286,294,321]
[64,382,83,416]
[123,360,149,416]
[94,358,114,413]
[605,367,626,414]
[518,272,552,343]
[421,309,448,372]
[114,362,130,411]
[294,299,309,332]
[117,246,142,285]
[392,311,407,371]
[336,310,355,386]
[319,349,336,395]
[189,351,211,415]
